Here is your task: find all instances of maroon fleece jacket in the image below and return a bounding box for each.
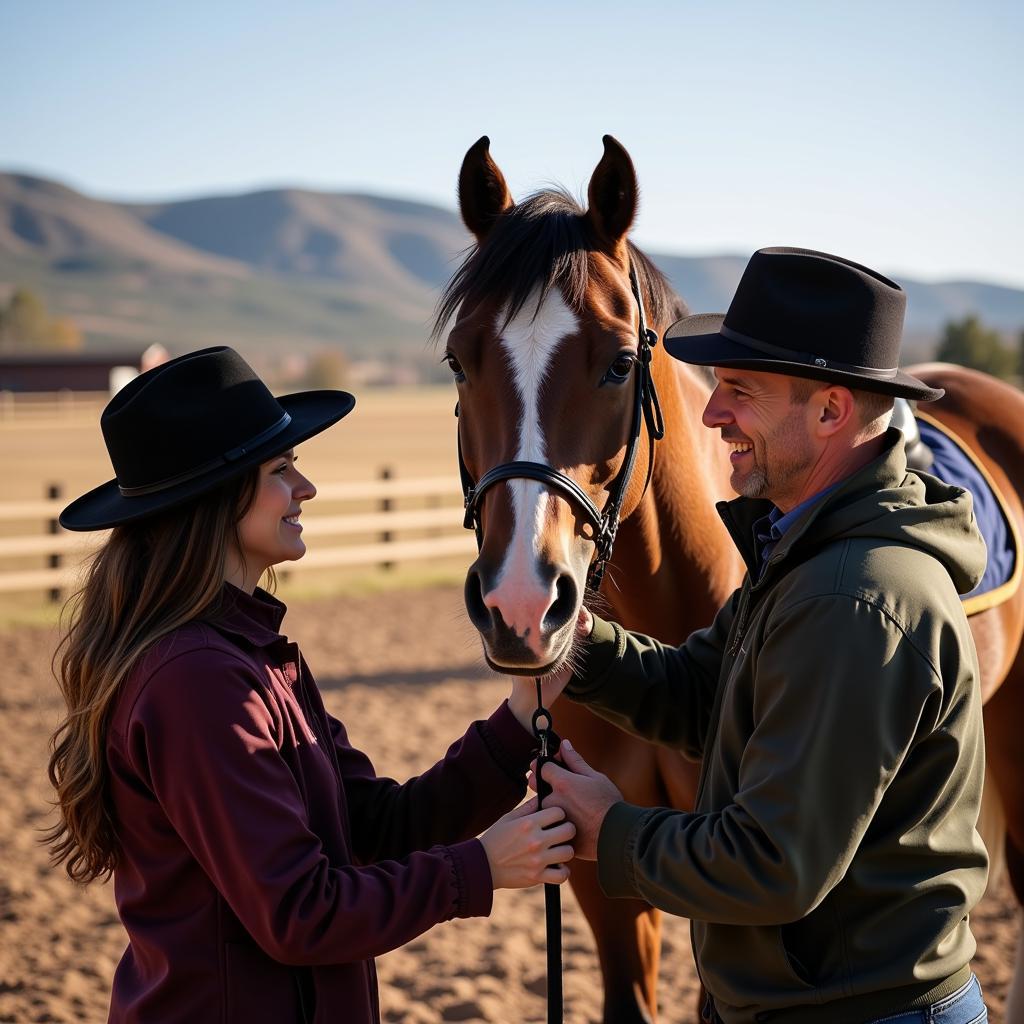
[104,585,535,1023]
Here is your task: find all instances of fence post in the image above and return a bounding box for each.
[47,482,62,603]
[428,487,442,537]
[379,466,393,571]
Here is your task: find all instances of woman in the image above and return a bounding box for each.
[46,346,574,1023]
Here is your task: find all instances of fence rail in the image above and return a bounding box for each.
[0,390,109,423]
[0,472,476,598]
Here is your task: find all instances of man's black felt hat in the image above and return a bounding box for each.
[60,346,355,531]
[663,247,943,402]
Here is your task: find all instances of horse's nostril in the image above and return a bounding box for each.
[543,573,577,634]
[465,571,492,632]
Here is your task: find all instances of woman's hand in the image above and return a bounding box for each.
[479,798,575,889]
[506,606,595,733]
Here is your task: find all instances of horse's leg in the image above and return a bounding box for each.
[569,861,662,1023]
[1003,837,1024,1024]
[983,662,1024,1022]
[1008,918,1024,1024]
[652,747,707,1024]
[555,701,668,1022]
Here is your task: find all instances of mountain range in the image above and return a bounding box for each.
[2,171,1022,374]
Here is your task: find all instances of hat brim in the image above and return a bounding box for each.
[59,389,356,532]
[663,313,944,403]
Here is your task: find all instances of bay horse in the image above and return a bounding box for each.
[437,136,1024,1023]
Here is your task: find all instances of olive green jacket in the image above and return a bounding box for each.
[567,431,989,1023]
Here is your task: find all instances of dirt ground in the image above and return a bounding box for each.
[0,585,1018,1023]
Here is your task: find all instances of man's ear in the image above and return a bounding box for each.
[815,385,857,436]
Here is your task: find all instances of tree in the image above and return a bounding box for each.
[0,288,49,346]
[47,316,82,351]
[302,350,350,390]
[0,287,82,351]
[935,315,1016,380]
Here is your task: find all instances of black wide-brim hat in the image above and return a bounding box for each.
[663,247,943,402]
[60,346,355,531]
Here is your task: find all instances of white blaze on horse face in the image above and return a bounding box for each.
[488,289,578,640]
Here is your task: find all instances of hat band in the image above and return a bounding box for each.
[118,412,293,498]
[719,324,899,381]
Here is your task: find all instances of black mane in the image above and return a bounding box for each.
[433,187,687,339]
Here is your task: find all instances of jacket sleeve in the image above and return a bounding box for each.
[123,647,503,966]
[596,593,943,925]
[564,588,739,760]
[324,698,538,864]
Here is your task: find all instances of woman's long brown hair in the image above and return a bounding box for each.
[45,469,264,883]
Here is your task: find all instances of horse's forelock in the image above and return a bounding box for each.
[434,188,590,340]
[434,186,687,343]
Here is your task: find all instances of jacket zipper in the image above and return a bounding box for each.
[292,651,331,765]
[689,547,830,1023]
[726,582,754,657]
[281,648,320,1024]
[689,576,755,1021]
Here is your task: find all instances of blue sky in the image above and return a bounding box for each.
[3,1,1022,286]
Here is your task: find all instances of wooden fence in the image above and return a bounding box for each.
[0,390,108,423]
[0,472,477,599]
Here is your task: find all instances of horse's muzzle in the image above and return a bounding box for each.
[465,564,578,670]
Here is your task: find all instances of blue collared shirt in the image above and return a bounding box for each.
[752,482,844,577]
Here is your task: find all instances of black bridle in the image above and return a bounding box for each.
[456,260,665,591]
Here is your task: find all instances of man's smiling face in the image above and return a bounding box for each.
[701,368,820,508]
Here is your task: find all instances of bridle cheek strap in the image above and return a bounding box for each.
[457,259,664,590]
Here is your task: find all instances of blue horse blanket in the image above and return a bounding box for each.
[917,418,1017,604]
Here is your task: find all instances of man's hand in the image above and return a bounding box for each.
[529,740,622,860]
[507,606,595,732]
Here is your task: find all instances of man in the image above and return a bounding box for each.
[539,248,990,1023]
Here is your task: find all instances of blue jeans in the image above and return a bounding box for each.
[865,974,987,1024]
[703,975,988,1023]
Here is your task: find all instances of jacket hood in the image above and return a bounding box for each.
[720,428,988,596]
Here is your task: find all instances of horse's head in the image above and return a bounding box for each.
[438,136,683,675]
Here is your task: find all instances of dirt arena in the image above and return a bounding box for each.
[1,585,1019,1023]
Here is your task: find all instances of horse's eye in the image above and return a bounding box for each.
[603,353,635,385]
[444,353,465,381]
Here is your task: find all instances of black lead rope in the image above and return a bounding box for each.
[531,678,562,1024]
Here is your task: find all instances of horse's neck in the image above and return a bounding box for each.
[606,359,743,643]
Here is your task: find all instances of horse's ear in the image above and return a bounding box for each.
[586,135,638,257]
[458,136,514,243]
